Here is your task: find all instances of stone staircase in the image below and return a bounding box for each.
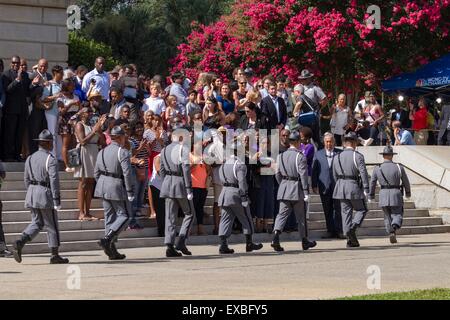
[1,167,450,254]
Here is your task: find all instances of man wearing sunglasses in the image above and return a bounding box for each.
[1,55,30,162]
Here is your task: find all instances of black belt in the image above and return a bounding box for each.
[223,182,238,188]
[99,170,124,179]
[337,175,358,181]
[381,186,401,189]
[166,171,183,177]
[282,176,301,181]
[30,181,50,188]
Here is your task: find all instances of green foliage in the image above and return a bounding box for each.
[71,0,232,76]
[337,288,450,300]
[68,32,121,70]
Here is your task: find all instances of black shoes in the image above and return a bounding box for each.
[166,245,182,257]
[175,236,192,256]
[271,242,284,252]
[98,238,114,258]
[50,255,69,264]
[0,249,13,258]
[389,232,397,244]
[110,242,126,260]
[219,245,235,254]
[12,234,30,263]
[346,226,360,248]
[246,242,263,252]
[302,238,317,251]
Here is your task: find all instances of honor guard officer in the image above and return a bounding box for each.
[369,146,411,244]
[332,132,370,248]
[160,126,195,257]
[12,130,69,264]
[217,139,263,254]
[271,131,316,252]
[94,126,134,260]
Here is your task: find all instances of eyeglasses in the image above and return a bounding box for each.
[11,61,20,64]
[240,82,247,85]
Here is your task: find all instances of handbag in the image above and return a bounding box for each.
[68,147,81,167]
[298,94,318,126]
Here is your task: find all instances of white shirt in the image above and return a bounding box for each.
[325,149,334,167]
[142,96,166,115]
[81,68,110,100]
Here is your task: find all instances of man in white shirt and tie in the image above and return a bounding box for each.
[312,133,344,239]
[261,83,287,131]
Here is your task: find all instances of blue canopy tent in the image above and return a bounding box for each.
[382,53,450,99]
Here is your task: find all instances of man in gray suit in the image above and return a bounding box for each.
[332,132,370,248]
[12,130,68,264]
[438,103,450,146]
[159,126,195,257]
[217,139,263,254]
[271,131,317,252]
[94,126,134,260]
[369,146,411,244]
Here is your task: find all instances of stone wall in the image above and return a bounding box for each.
[0,0,72,69]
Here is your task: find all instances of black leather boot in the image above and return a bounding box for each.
[98,230,115,258]
[13,234,31,263]
[175,236,192,256]
[302,238,317,250]
[50,247,69,264]
[219,236,234,254]
[245,234,263,252]
[166,244,182,257]
[271,231,284,252]
[347,226,360,247]
[110,240,126,260]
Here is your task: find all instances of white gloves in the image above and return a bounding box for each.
[364,191,369,198]
[187,193,193,201]
[54,205,61,211]
[128,196,135,202]
[242,201,249,208]
[303,195,309,202]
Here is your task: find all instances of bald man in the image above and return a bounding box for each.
[29,58,52,154]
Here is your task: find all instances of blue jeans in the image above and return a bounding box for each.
[130,167,148,224]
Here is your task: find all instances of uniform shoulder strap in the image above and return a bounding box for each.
[337,152,345,176]
[233,160,238,180]
[280,152,288,176]
[45,154,52,173]
[378,164,391,187]
[117,147,122,162]
[101,149,108,174]
[28,154,36,181]
[295,152,301,176]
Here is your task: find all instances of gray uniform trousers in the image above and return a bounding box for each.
[104,200,129,236]
[164,198,194,245]
[382,206,403,233]
[23,208,60,248]
[340,200,367,235]
[218,205,253,238]
[274,200,307,239]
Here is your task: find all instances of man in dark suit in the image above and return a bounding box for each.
[28,58,52,154]
[438,103,450,146]
[1,56,30,161]
[312,132,344,239]
[260,83,287,131]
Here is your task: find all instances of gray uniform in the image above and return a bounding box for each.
[369,161,411,233]
[218,156,254,238]
[274,147,309,238]
[94,141,134,236]
[332,148,370,235]
[160,142,195,245]
[22,147,61,248]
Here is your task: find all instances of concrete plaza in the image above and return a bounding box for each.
[1,233,450,300]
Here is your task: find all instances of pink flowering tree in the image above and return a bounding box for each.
[172,0,450,100]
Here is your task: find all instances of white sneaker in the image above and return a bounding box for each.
[65,167,75,173]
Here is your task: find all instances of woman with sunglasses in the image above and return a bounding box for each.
[233,76,248,116]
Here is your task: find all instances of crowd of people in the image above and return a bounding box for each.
[0,54,449,242]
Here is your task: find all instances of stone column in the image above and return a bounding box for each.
[0,0,72,68]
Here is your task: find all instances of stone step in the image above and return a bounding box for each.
[14,225,450,254]
[1,199,103,211]
[3,171,75,181]
[308,209,429,221]
[5,227,157,244]
[2,212,437,234]
[1,180,80,191]
[4,215,442,244]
